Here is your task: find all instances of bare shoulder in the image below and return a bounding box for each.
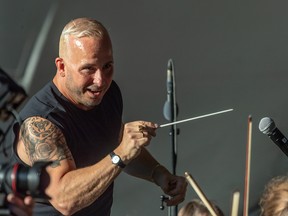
[19,116,73,167]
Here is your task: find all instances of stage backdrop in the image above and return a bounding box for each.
[1,1,288,215]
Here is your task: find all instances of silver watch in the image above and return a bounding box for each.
[109,152,126,168]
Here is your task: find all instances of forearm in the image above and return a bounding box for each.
[47,155,121,215]
[123,148,162,182]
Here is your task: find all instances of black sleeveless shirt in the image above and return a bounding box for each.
[13,80,123,216]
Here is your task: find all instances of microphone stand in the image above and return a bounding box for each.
[163,59,179,216]
[168,59,178,177]
[168,103,178,216]
[170,59,179,216]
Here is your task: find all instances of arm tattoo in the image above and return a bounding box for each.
[20,117,73,167]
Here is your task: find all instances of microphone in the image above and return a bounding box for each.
[163,59,178,121]
[259,117,288,157]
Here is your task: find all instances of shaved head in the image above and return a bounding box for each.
[59,18,111,58]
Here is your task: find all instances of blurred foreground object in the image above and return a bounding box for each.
[0,67,27,121]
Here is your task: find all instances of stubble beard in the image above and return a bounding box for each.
[65,79,102,110]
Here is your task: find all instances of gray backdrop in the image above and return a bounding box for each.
[1,1,288,215]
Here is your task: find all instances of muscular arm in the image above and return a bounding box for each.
[17,117,122,215]
[123,147,187,207]
[122,138,187,207]
[123,148,160,181]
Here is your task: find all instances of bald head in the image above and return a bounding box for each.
[59,18,111,58]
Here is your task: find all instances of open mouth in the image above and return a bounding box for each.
[87,89,101,97]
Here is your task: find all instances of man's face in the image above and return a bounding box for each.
[61,35,114,110]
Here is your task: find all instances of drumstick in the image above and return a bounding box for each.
[243,115,252,216]
[185,172,218,216]
[159,108,233,128]
[231,190,240,216]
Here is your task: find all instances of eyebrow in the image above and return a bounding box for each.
[79,63,96,70]
[79,56,114,69]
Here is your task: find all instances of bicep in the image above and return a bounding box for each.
[19,116,76,170]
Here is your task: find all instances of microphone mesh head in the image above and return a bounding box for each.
[259,117,276,135]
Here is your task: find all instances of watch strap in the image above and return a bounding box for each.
[109,151,126,168]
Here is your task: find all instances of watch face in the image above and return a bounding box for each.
[112,155,120,164]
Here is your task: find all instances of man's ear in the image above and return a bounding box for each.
[55,57,65,77]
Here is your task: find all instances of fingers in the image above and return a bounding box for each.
[163,177,188,206]
[118,121,158,162]
[138,121,158,138]
[7,193,23,206]
[24,196,34,207]
[124,121,158,141]
[138,121,158,130]
[165,193,185,206]
[138,124,157,138]
[7,194,34,216]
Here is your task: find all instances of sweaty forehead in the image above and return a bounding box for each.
[63,36,113,67]
[69,36,112,55]
[60,33,112,56]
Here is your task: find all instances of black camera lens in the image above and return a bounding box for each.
[0,161,49,197]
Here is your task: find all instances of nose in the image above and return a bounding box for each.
[93,69,104,85]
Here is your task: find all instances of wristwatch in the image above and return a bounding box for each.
[109,151,126,168]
